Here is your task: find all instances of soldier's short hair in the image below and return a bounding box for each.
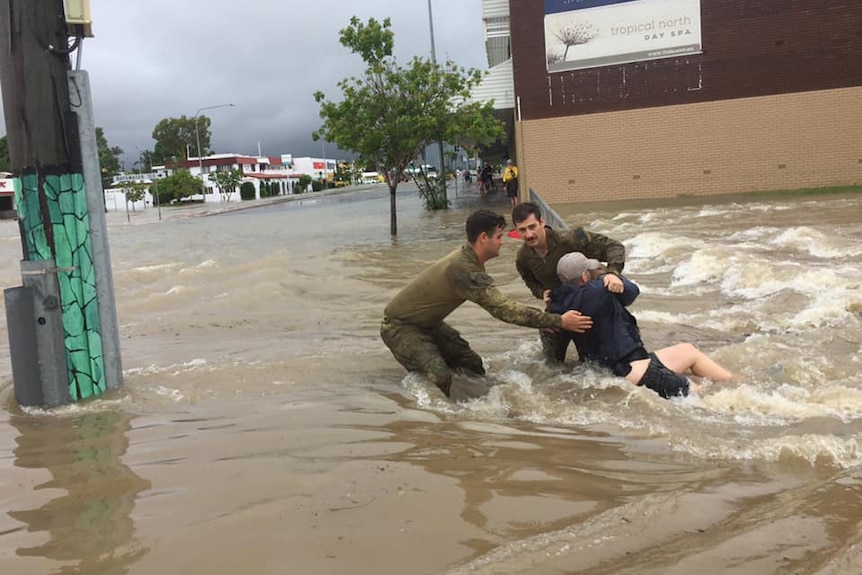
[512,202,542,225]
[466,210,505,243]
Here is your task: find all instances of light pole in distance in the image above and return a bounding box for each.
[426,0,446,203]
[194,103,235,202]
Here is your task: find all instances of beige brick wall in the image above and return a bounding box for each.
[516,86,862,205]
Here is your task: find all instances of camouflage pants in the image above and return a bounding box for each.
[539,328,574,364]
[380,317,485,396]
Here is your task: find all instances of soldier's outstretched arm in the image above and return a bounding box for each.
[472,284,563,329]
[560,310,592,333]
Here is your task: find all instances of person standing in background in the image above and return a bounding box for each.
[503,159,519,209]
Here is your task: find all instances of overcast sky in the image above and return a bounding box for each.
[0,0,487,168]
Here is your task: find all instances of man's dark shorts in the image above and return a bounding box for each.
[639,353,689,398]
[506,181,519,198]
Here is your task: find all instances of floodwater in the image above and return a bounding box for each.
[0,184,861,575]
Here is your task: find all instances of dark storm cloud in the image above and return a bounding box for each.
[1,0,487,165]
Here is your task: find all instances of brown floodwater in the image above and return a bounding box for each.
[1,185,861,575]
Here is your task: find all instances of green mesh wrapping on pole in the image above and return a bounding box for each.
[14,172,106,400]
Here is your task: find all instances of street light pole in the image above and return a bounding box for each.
[149,158,161,221]
[193,103,235,203]
[321,140,328,189]
[427,0,447,203]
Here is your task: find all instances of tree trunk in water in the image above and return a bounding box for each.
[389,184,398,236]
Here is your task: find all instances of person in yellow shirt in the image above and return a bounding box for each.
[502,159,519,208]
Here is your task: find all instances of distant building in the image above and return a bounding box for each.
[0,171,15,219]
[172,154,299,200]
[290,157,337,182]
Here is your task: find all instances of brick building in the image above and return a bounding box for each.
[502,0,862,204]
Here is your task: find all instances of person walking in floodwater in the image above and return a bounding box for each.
[502,159,519,208]
[477,163,493,195]
[380,210,592,398]
[548,252,733,399]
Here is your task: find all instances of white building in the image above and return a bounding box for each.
[106,150,352,210]
[182,153,300,201]
[0,171,15,219]
[108,154,305,209]
[289,157,337,182]
[470,0,515,160]
[472,0,513,109]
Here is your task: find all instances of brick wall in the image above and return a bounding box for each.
[512,0,862,119]
[517,86,862,204]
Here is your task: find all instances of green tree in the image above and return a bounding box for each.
[155,170,201,204]
[95,127,123,189]
[296,174,312,194]
[313,16,503,236]
[137,148,157,171]
[151,116,212,164]
[96,127,122,173]
[208,168,244,202]
[123,182,147,210]
[0,135,10,172]
[239,181,256,200]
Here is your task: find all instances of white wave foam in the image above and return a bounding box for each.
[626,231,703,260]
[671,248,728,287]
[130,263,178,274]
[705,383,862,423]
[19,397,130,417]
[770,226,862,258]
[675,432,862,468]
[165,285,191,295]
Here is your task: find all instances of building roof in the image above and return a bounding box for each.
[244,173,299,180]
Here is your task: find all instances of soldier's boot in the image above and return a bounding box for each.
[424,359,453,397]
[455,352,485,377]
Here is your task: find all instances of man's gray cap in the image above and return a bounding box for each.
[557,252,601,283]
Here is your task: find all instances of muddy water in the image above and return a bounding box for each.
[1,186,860,575]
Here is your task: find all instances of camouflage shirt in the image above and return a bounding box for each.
[384,244,563,330]
[515,226,626,300]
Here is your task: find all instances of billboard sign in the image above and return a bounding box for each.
[544,0,702,72]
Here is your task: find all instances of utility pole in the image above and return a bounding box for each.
[0,0,123,407]
[427,0,447,205]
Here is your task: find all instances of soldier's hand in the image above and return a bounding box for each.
[560,310,593,333]
[542,289,552,304]
[603,273,623,293]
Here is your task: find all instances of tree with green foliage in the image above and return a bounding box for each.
[313,16,504,236]
[208,168,244,202]
[0,135,10,172]
[151,116,212,164]
[296,174,312,194]
[239,181,256,200]
[95,127,123,181]
[154,170,202,204]
[137,148,157,172]
[123,182,147,210]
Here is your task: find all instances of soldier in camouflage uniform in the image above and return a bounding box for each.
[512,202,626,364]
[381,209,593,397]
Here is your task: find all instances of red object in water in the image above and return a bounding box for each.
[507,229,521,239]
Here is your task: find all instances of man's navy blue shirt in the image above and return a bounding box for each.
[548,276,644,369]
